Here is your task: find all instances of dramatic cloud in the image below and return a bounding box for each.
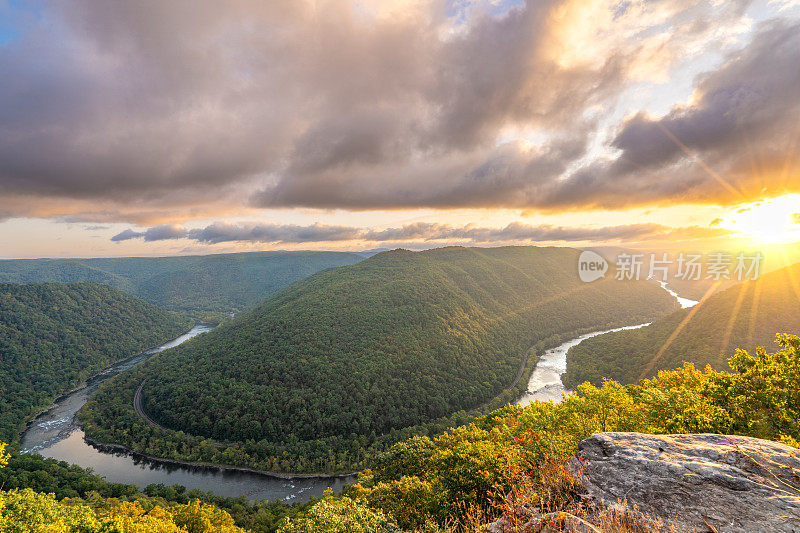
[547,17,800,209]
[0,0,771,221]
[113,220,732,246]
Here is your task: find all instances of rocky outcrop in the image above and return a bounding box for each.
[569,432,800,532]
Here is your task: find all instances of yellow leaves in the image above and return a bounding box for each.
[360,476,435,530]
[276,496,400,533]
[171,500,242,533]
[0,488,101,533]
[0,490,244,533]
[93,500,184,533]
[779,434,800,450]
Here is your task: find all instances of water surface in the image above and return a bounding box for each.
[518,283,698,405]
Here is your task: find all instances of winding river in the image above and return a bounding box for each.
[20,325,355,503]
[20,281,697,501]
[518,282,699,406]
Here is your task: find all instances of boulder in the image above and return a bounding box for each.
[569,432,800,532]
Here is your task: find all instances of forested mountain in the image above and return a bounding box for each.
[0,251,365,319]
[0,282,192,445]
[81,246,678,474]
[563,262,800,387]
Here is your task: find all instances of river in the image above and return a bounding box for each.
[20,282,697,501]
[518,281,699,406]
[20,325,355,503]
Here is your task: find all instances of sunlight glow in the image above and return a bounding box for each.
[720,194,800,244]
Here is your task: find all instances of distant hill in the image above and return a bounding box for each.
[563,262,800,387]
[0,251,365,319]
[0,282,192,445]
[81,246,679,474]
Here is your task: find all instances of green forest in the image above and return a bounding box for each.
[563,262,800,387]
[80,246,678,474]
[0,251,365,320]
[0,282,192,445]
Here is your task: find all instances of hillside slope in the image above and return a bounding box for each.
[0,282,192,444]
[81,246,678,473]
[0,251,365,319]
[563,262,800,387]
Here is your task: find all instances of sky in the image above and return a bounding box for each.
[1,0,799,258]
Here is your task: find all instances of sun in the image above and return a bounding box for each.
[720,194,800,245]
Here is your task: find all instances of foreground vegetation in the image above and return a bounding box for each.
[0,251,365,320]
[0,452,312,532]
[81,246,677,473]
[0,282,191,446]
[4,334,798,531]
[280,333,800,532]
[563,262,800,387]
[0,443,248,532]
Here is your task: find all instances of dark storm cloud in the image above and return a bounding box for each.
[0,0,765,219]
[113,220,731,245]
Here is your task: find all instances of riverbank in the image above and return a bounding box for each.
[517,322,652,405]
[84,437,358,481]
[18,324,211,447]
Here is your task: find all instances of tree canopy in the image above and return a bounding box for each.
[0,282,192,445]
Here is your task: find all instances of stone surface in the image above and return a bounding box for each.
[569,432,800,532]
[486,513,602,532]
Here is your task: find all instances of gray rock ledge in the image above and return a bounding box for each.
[569,432,800,532]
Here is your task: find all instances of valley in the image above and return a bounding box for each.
[11,254,691,503]
[2,248,798,532]
[78,246,679,474]
[0,251,366,321]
